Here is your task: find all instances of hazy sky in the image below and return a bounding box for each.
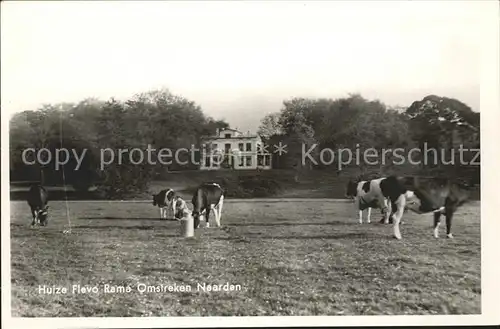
[1,1,487,132]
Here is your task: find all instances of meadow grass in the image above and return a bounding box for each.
[10,199,480,316]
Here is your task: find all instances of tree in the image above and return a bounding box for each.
[9,88,231,198]
[93,98,154,198]
[405,95,480,171]
[257,113,282,141]
[264,94,413,176]
[277,98,319,181]
[10,106,67,184]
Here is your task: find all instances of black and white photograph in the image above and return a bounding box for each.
[1,0,499,327]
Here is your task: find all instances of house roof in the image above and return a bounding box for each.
[201,135,261,141]
[220,128,241,133]
[201,127,261,140]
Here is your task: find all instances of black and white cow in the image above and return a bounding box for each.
[345,178,392,224]
[27,184,49,227]
[191,182,225,229]
[152,188,176,220]
[378,176,470,239]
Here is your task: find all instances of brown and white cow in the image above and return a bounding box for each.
[152,188,176,220]
[27,184,49,227]
[379,176,470,239]
[191,182,225,229]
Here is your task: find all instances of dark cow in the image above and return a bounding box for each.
[379,176,471,239]
[191,182,225,229]
[152,188,176,220]
[27,184,49,227]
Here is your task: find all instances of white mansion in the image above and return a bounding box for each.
[199,128,272,170]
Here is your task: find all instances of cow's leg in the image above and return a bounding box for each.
[168,203,173,219]
[216,196,224,226]
[166,204,173,220]
[366,207,371,224]
[379,200,391,224]
[392,195,406,240]
[354,198,362,223]
[212,206,220,228]
[194,214,201,229]
[433,212,442,238]
[378,195,389,218]
[383,199,391,224]
[198,211,205,227]
[213,203,222,228]
[30,209,36,227]
[204,207,211,228]
[168,201,176,220]
[445,206,456,239]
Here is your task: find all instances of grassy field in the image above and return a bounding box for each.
[10,199,481,317]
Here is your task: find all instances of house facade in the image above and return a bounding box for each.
[199,128,272,170]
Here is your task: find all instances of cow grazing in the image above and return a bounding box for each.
[191,182,225,229]
[345,178,392,224]
[172,196,192,220]
[152,189,176,220]
[379,176,471,240]
[27,184,49,227]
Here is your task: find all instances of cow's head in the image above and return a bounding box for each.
[165,189,175,202]
[38,205,49,226]
[152,189,174,206]
[173,197,190,219]
[403,177,460,214]
[192,211,199,221]
[345,180,358,199]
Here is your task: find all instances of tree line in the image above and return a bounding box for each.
[9,89,480,198]
[258,93,480,183]
[9,89,228,197]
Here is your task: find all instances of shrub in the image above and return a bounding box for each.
[221,175,282,198]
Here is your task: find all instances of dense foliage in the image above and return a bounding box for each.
[10,89,479,198]
[9,89,228,198]
[259,94,480,183]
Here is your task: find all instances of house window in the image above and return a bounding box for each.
[205,156,210,167]
[225,133,231,138]
[239,156,244,166]
[246,143,252,152]
[211,143,217,152]
[224,143,231,154]
[238,143,244,151]
[212,155,220,167]
[264,155,271,166]
[257,155,263,166]
[246,156,252,167]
